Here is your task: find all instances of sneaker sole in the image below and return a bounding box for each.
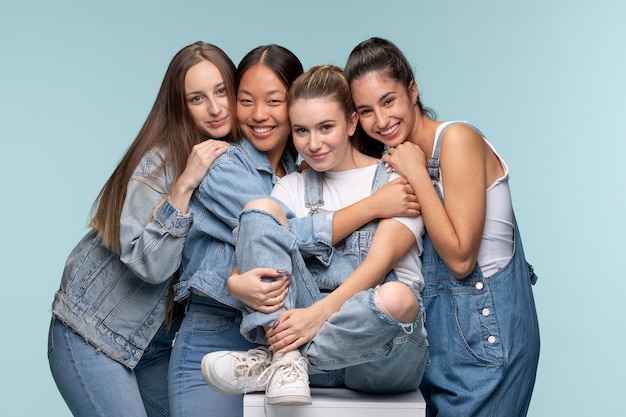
[201,353,266,395]
[266,394,313,406]
[201,354,239,395]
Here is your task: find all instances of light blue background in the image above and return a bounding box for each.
[1,1,624,416]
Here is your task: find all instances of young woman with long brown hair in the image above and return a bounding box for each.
[48,41,234,417]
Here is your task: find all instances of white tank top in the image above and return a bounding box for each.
[432,121,514,277]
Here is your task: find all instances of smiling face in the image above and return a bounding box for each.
[184,60,232,139]
[237,64,291,155]
[289,97,358,173]
[350,72,419,148]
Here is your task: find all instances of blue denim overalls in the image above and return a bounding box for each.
[419,122,540,417]
[235,162,429,393]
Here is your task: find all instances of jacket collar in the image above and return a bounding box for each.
[236,137,298,175]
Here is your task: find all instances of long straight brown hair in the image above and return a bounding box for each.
[90,42,238,254]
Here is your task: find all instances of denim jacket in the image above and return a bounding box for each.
[175,138,333,308]
[51,147,191,369]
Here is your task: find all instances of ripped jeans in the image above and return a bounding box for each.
[235,209,429,393]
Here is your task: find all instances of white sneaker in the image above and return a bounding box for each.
[259,350,312,405]
[201,347,272,394]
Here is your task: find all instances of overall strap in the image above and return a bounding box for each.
[304,161,390,215]
[304,168,324,214]
[371,160,391,193]
[428,121,485,181]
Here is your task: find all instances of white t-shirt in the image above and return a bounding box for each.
[271,163,425,292]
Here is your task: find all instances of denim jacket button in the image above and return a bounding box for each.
[475,282,484,290]
[487,335,496,344]
[123,351,131,360]
[146,317,155,325]
[481,308,490,317]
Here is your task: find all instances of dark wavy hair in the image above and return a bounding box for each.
[345,37,437,120]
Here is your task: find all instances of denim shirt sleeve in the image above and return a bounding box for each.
[273,197,334,261]
[119,148,192,284]
[195,148,275,245]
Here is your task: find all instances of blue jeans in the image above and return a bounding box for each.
[48,317,177,417]
[306,287,429,393]
[236,209,429,393]
[168,295,260,417]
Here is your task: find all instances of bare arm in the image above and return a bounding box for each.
[383,125,490,277]
[330,177,419,244]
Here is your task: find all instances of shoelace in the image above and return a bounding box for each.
[233,349,271,391]
[257,356,308,387]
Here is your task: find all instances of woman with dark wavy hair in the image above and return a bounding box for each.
[346,37,540,417]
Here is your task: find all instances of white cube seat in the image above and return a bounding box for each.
[244,387,426,417]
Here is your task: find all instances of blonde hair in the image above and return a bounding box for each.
[288,65,382,158]
[288,65,354,119]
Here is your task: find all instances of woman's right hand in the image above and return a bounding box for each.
[169,139,229,212]
[370,177,420,219]
[382,142,428,179]
[180,139,229,190]
[227,268,290,313]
